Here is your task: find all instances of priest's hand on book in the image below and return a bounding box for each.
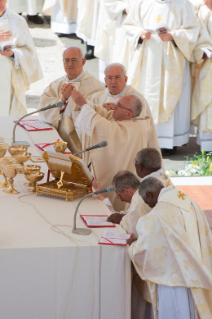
[126,237,137,246]
[0,49,14,57]
[158,32,173,42]
[71,88,87,108]
[0,30,12,42]
[107,213,125,224]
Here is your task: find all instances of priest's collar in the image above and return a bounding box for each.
[106,85,127,98]
[66,70,85,83]
[142,168,164,181]
[158,186,174,202]
[0,8,8,18]
[156,0,171,3]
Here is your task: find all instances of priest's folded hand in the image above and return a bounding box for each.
[0,49,14,57]
[140,30,151,40]
[0,30,12,42]
[61,83,74,100]
[158,32,173,42]
[107,213,125,224]
[71,88,87,108]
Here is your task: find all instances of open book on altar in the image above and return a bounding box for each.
[99,230,133,246]
[37,152,93,201]
[81,215,115,228]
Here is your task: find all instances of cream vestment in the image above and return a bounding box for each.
[129,188,212,318]
[7,0,44,15]
[124,0,199,149]
[0,9,43,116]
[191,5,212,151]
[75,103,161,210]
[40,71,105,153]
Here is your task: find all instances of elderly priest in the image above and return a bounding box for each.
[72,89,161,210]
[128,177,212,319]
[40,47,105,153]
[0,0,43,116]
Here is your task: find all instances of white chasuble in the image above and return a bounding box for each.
[40,71,105,153]
[128,188,212,319]
[124,0,199,148]
[0,10,43,116]
[43,0,77,34]
[191,5,212,151]
[7,0,44,15]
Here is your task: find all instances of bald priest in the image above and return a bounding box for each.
[40,47,105,153]
[72,89,161,210]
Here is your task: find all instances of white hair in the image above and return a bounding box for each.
[63,47,84,59]
[135,148,162,170]
[127,95,142,117]
[112,170,140,192]
[139,177,164,202]
[104,63,127,76]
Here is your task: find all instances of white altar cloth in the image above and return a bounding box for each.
[0,117,131,319]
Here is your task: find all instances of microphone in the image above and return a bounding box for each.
[73,141,108,156]
[12,101,64,146]
[72,186,116,235]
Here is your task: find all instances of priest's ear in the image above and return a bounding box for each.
[124,75,128,84]
[145,192,156,208]
[82,58,86,66]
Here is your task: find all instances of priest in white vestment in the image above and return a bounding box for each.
[72,90,161,210]
[124,0,199,154]
[128,177,212,319]
[40,47,105,153]
[7,0,45,24]
[0,3,43,116]
[191,2,212,151]
[95,0,135,81]
[43,0,77,35]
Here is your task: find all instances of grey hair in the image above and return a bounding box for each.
[127,95,142,117]
[104,63,127,76]
[112,170,140,193]
[139,177,164,202]
[135,148,161,170]
[63,47,84,59]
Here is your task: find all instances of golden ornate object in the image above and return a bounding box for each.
[0,147,10,188]
[8,145,28,156]
[25,172,44,193]
[36,152,92,201]
[23,165,41,187]
[13,152,31,166]
[54,141,67,153]
[1,164,21,194]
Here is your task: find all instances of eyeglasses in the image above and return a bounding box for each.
[63,58,79,65]
[116,102,133,113]
[105,75,124,81]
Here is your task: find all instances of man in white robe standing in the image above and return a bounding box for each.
[128,177,212,318]
[43,0,77,35]
[124,0,199,155]
[40,47,105,153]
[71,89,161,210]
[0,0,43,116]
[191,1,212,151]
[7,0,45,24]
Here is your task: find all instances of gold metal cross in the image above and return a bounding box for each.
[155,15,163,23]
[177,191,186,201]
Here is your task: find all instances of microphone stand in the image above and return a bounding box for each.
[12,101,64,146]
[72,193,94,235]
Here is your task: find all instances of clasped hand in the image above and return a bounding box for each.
[103,102,116,111]
[71,88,87,108]
[0,30,12,42]
[61,83,74,102]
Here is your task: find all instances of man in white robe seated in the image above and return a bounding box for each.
[40,47,105,153]
[95,148,171,237]
[71,89,161,210]
[124,0,199,155]
[128,177,212,318]
[0,0,43,116]
[43,0,77,36]
[191,1,212,151]
[7,0,45,24]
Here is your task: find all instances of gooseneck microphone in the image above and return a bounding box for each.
[72,186,116,235]
[12,101,64,146]
[73,141,108,157]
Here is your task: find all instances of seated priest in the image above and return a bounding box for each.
[95,148,171,237]
[128,177,212,319]
[40,46,105,153]
[72,89,161,210]
[0,0,43,116]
